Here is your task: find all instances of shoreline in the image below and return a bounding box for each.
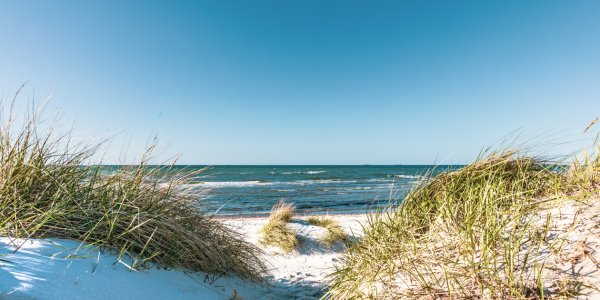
[213,210,374,220]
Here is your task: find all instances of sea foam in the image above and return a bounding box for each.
[394,175,420,179]
[200,181,273,187]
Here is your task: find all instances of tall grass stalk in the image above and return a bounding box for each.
[0,89,268,282]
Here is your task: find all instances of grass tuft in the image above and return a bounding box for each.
[269,199,295,223]
[307,215,349,246]
[258,200,298,253]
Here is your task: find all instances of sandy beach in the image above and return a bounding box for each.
[0,214,368,299]
[6,198,600,299]
[222,213,368,298]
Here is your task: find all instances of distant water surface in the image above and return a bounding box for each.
[162,165,462,216]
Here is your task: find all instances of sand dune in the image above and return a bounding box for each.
[0,214,367,299]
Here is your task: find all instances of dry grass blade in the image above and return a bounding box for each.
[583,117,599,134]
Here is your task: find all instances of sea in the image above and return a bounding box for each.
[169,165,461,217]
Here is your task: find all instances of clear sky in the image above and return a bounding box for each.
[1,1,599,165]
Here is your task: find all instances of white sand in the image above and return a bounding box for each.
[222,214,367,299]
[5,200,600,299]
[529,196,600,299]
[0,214,367,300]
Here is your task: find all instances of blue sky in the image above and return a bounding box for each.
[1,1,599,164]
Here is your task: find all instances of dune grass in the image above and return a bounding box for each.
[563,140,600,196]
[258,200,299,253]
[307,215,349,246]
[326,146,574,299]
[0,89,268,283]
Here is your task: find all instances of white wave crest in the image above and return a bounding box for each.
[199,181,273,187]
[366,179,391,182]
[394,175,420,179]
[289,180,357,185]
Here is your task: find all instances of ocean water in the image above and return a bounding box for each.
[168,165,461,216]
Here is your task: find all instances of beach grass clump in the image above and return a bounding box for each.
[268,199,295,223]
[563,147,600,196]
[258,200,298,253]
[327,148,562,299]
[0,88,268,283]
[307,215,349,246]
[560,117,600,195]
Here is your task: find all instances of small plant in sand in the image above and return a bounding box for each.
[258,200,298,253]
[553,275,585,298]
[307,215,349,246]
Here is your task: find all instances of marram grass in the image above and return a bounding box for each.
[325,148,571,299]
[0,91,268,283]
[307,215,349,246]
[258,200,299,253]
